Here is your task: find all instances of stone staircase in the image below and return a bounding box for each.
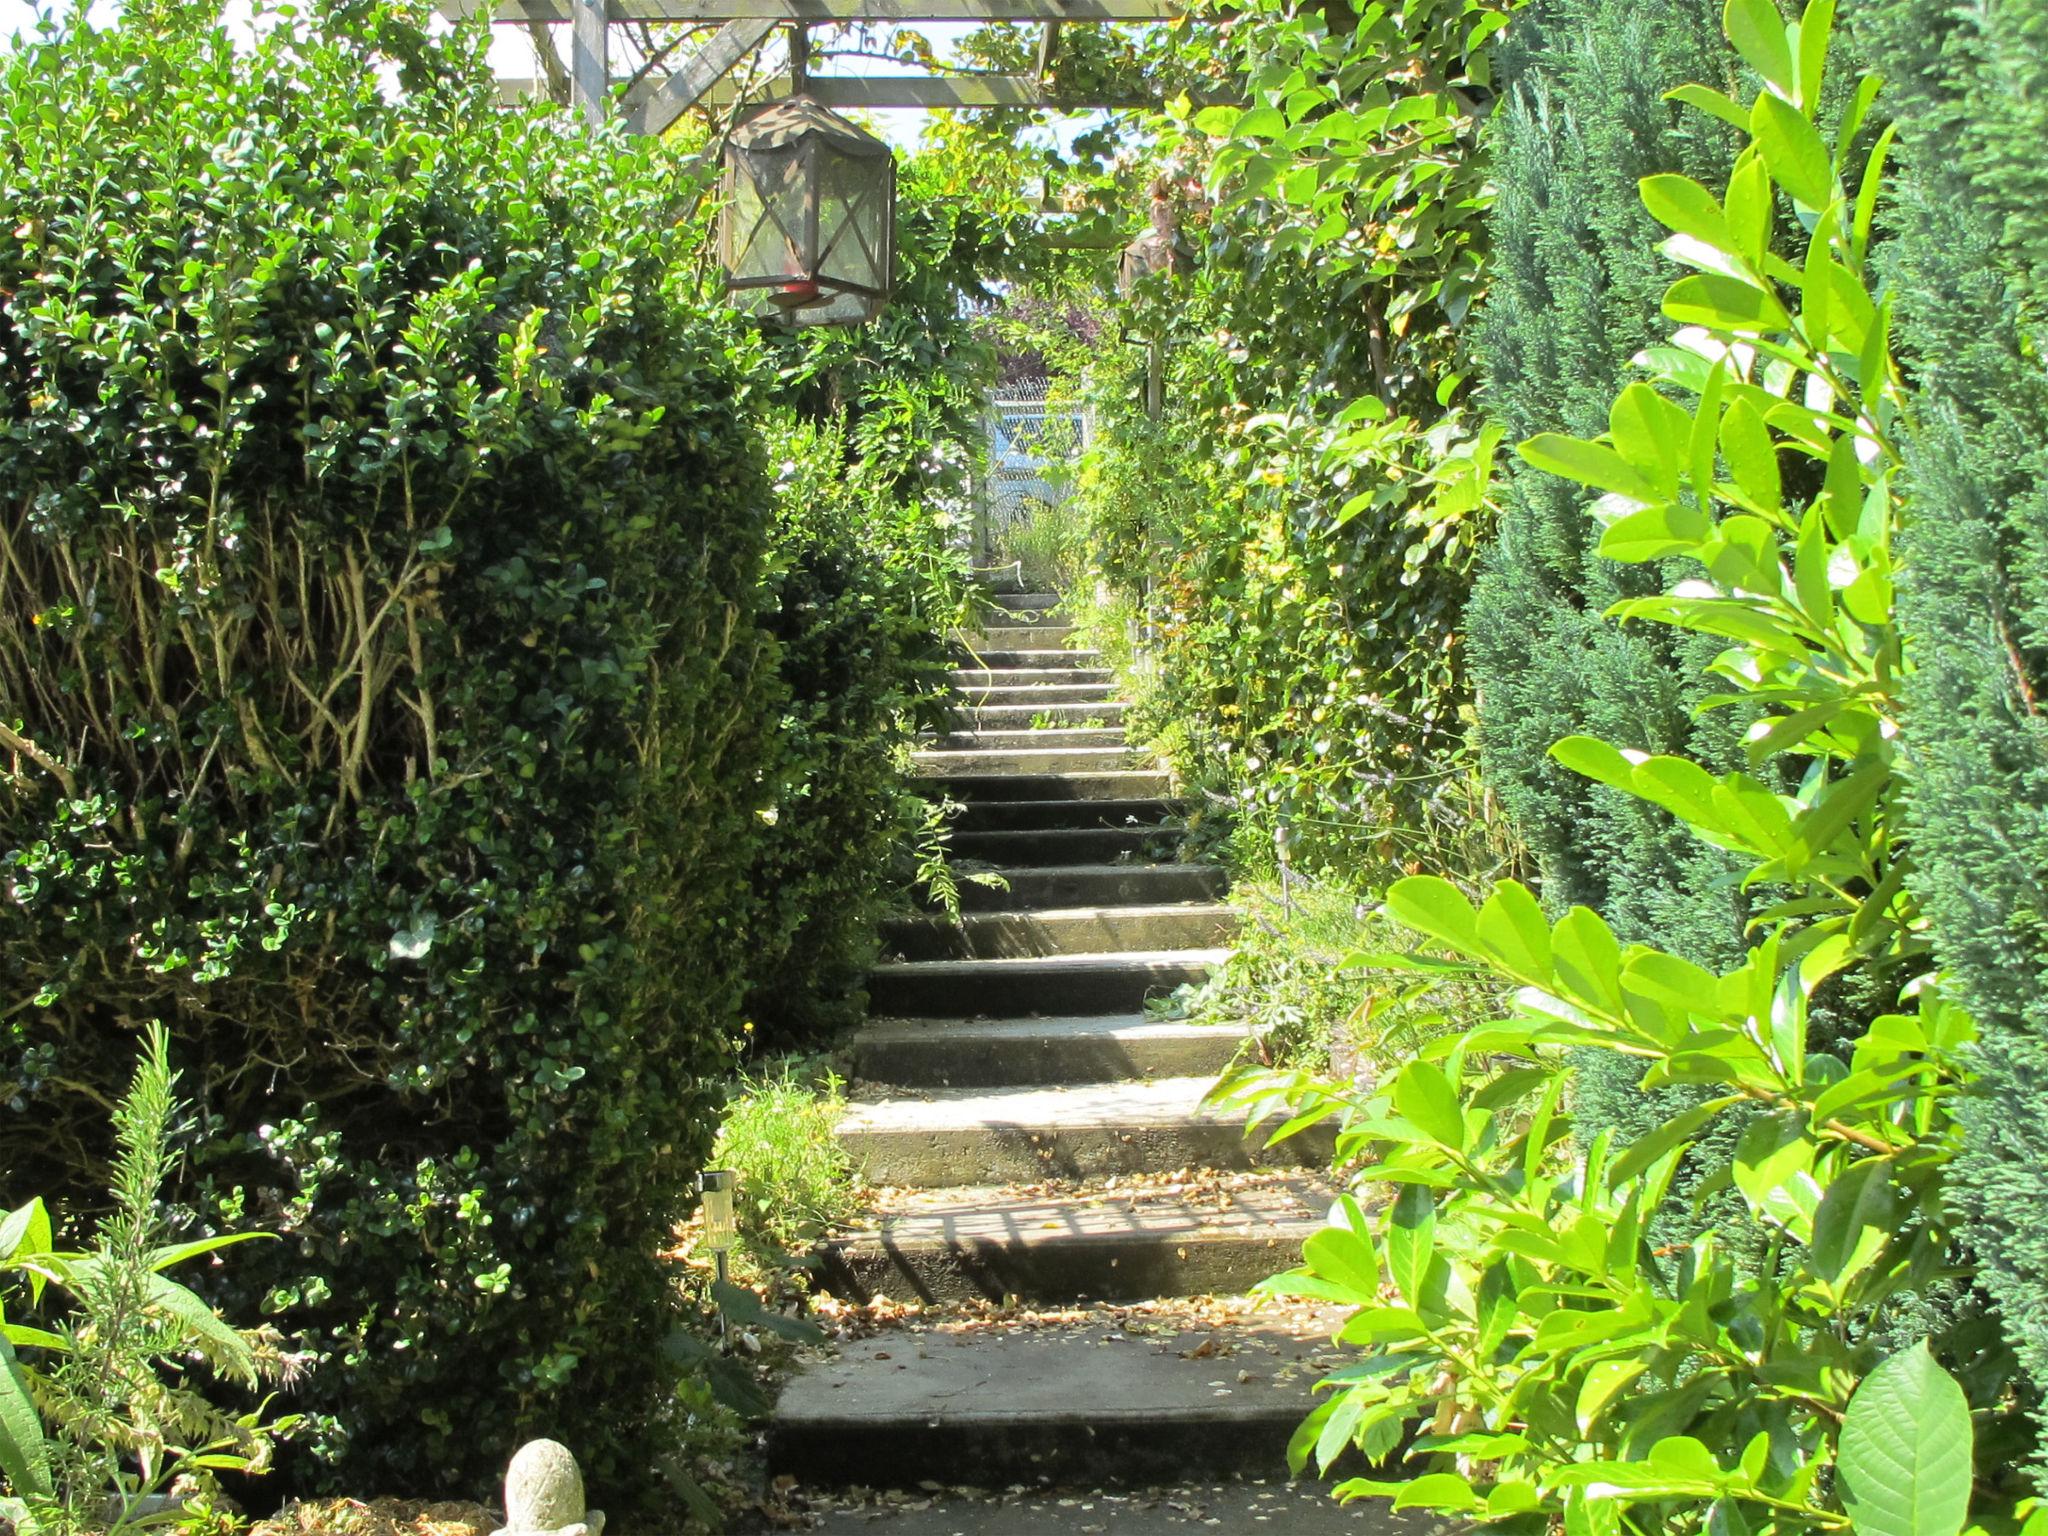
[768,580,1343,1495]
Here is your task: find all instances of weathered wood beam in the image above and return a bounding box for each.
[443,0,1175,22]
[630,17,780,135]
[702,72,1153,106]
[497,71,1165,109]
[570,0,608,122]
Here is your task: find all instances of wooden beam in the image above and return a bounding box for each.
[570,0,608,123]
[497,70,1162,109]
[629,17,780,135]
[444,0,1175,22]
[702,72,1153,107]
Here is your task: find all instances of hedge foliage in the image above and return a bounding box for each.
[0,5,971,1504]
[1854,0,2048,1475]
[1465,0,1762,1161]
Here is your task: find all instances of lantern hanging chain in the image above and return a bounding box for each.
[789,22,810,93]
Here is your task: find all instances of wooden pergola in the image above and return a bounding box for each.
[439,0,1179,137]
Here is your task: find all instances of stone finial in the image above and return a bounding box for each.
[492,1439,605,1536]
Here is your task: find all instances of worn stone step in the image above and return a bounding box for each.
[953,683,1122,709]
[881,903,1236,962]
[991,591,1059,612]
[816,1175,1327,1302]
[956,700,1128,730]
[974,565,1033,595]
[767,1306,1347,1486]
[958,648,1104,672]
[951,826,1177,866]
[836,1075,1324,1186]
[866,948,1225,1018]
[850,1012,1252,1087]
[934,770,1173,802]
[803,1486,1431,1535]
[952,667,1115,690]
[962,624,1079,650]
[915,746,1147,777]
[949,863,1229,912]
[955,797,1176,832]
[927,728,1128,752]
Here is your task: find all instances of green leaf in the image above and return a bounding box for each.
[1385,1185,1438,1307]
[0,1334,50,1500]
[1477,881,1552,980]
[1601,502,1712,562]
[1640,175,1734,249]
[1664,274,1788,333]
[1392,1060,1466,1151]
[1385,876,1480,953]
[1606,383,1690,498]
[1718,400,1783,514]
[1577,1360,1648,1434]
[1608,1095,1743,1187]
[1552,906,1624,1016]
[1807,1157,1900,1292]
[1519,434,1663,503]
[1751,91,1836,209]
[1725,0,1796,98]
[0,1201,50,1264]
[145,1231,274,1272]
[1796,0,1836,110]
[1839,1342,1974,1536]
[1667,83,1754,132]
[1303,1214,1381,1302]
[142,1272,259,1385]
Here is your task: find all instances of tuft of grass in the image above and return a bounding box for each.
[709,1058,863,1285]
[1188,874,1494,1075]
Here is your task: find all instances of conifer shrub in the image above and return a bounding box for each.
[1466,0,1758,1160]
[0,8,777,1501]
[1856,0,2048,1478]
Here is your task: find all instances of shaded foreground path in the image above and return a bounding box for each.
[761,578,1416,1529]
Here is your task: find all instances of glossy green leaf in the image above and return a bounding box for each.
[1751,91,1835,209]
[0,1334,50,1500]
[1477,881,1552,980]
[1385,875,1481,953]
[1840,1343,1974,1536]
[1519,433,1663,503]
[1724,0,1796,98]
[1392,1060,1466,1151]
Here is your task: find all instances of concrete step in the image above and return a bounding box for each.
[957,648,1104,671]
[837,1075,1325,1186]
[916,746,1148,778]
[851,1012,1253,1087]
[927,728,1128,752]
[934,770,1173,803]
[962,624,1079,650]
[951,667,1115,690]
[951,826,1178,866]
[949,863,1229,912]
[803,1486,1432,1535]
[991,590,1059,611]
[956,700,1127,730]
[881,904,1237,962]
[866,948,1226,1018]
[955,797,1176,831]
[952,683,1122,709]
[816,1175,1327,1302]
[767,1306,1347,1486]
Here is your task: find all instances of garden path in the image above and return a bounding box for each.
[762,577,1408,1526]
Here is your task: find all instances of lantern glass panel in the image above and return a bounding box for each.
[721,94,894,327]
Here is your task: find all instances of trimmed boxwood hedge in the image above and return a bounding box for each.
[0,7,782,1501]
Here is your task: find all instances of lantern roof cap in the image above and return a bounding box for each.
[730,91,894,157]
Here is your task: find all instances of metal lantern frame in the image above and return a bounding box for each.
[719,88,897,329]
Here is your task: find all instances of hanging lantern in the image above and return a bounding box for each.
[720,94,895,328]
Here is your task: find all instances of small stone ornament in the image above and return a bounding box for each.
[492,1439,605,1536]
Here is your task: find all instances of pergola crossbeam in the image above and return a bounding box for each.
[444,0,1173,21]
[629,18,781,134]
[497,71,1163,108]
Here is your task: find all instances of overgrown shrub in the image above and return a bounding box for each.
[0,9,777,1501]
[1855,0,2048,1479]
[744,402,974,1042]
[1465,0,1757,1164]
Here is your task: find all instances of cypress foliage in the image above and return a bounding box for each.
[1467,0,1753,1149]
[1856,0,2048,1480]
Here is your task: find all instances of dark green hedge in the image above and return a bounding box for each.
[1855,0,2048,1481]
[0,10,778,1501]
[1466,0,1755,1159]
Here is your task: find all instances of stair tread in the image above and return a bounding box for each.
[856,1010,1243,1043]
[774,1306,1346,1428]
[841,1173,1329,1245]
[887,902,1233,929]
[869,948,1229,976]
[841,1073,1240,1132]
